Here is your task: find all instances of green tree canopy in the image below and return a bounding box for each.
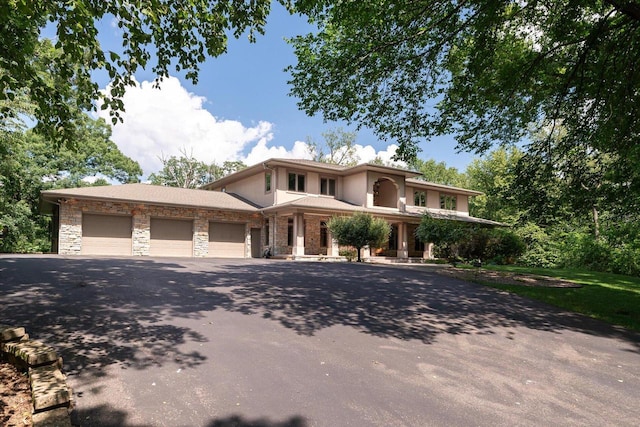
[148,149,246,188]
[327,212,390,262]
[1,0,274,146]
[0,115,142,252]
[288,1,640,193]
[466,147,523,224]
[410,158,467,187]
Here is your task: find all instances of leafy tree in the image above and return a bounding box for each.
[1,0,274,146]
[465,147,523,224]
[149,149,246,188]
[327,212,390,262]
[0,116,142,252]
[512,124,624,238]
[410,158,467,187]
[288,1,640,195]
[306,128,359,166]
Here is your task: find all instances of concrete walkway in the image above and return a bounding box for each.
[1,255,638,426]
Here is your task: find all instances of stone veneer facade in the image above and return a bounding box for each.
[58,199,262,257]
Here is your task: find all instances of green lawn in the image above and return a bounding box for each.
[476,265,640,332]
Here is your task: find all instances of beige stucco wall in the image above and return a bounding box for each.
[224,171,274,207]
[457,195,469,214]
[57,200,261,257]
[426,190,441,209]
[342,171,367,206]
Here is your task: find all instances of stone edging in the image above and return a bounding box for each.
[0,325,73,427]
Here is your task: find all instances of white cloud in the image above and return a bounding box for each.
[353,143,406,167]
[97,76,274,175]
[244,139,312,165]
[98,76,406,175]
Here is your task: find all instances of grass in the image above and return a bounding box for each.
[474,265,640,332]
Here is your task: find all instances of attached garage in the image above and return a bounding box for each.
[208,222,246,258]
[81,214,132,255]
[150,218,193,257]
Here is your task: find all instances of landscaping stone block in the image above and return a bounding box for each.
[32,407,72,427]
[29,365,71,411]
[0,324,26,341]
[4,340,59,367]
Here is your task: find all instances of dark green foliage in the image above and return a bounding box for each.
[409,158,467,187]
[328,212,391,262]
[416,215,523,264]
[515,219,640,277]
[0,116,142,253]
[288,1,640,212]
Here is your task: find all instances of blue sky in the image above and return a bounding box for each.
[86,3,476,177]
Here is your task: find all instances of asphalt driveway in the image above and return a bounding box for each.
[1,256,638,426]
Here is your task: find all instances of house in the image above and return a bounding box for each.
[41,158,502,259]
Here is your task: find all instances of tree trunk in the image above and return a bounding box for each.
[592,205,600,240]
[356,246,362,262]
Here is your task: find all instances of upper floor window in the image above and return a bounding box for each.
[440,193,457,210]
[265,172,272,192]
[320,178,336,196]
[288,172,305,192]
[414,191,426,207]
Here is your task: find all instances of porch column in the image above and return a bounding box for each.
[327,230,339,257]
[293,213,305,256]
[424,243,434,259]
[362,246,371,259]
[398,222,408,259]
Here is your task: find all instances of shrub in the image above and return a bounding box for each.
[338,248,357,262]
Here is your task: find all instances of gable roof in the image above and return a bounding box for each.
[41,183,260,212]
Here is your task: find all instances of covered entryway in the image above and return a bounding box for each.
[150,218,193,257]
[208,222,246,258]
[81,214,132,255]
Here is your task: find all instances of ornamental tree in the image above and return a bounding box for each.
[327,212,391,262]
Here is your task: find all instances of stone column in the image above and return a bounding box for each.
[327,231,339,257]
[292,213,305,256]
[132,210,150,256]
[398,222,409,259]
[193,214,209,257]
[58,203,82,255]
[424,243,434,260]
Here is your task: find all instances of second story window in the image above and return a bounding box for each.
[440,193,457,210]
[320,178,336,196]
[414,191,426,207]
[265,172,272,192]
[288,172,305,192]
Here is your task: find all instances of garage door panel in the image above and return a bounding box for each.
[82,214,132,255]
[209,222,245,258]
[150,218,193,257]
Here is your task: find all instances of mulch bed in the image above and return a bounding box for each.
[437,267,583,288]
[0,361,32,426]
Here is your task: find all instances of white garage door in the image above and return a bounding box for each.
[208,222,246,258]
[150,218,193,257]
[81,214,132,255]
